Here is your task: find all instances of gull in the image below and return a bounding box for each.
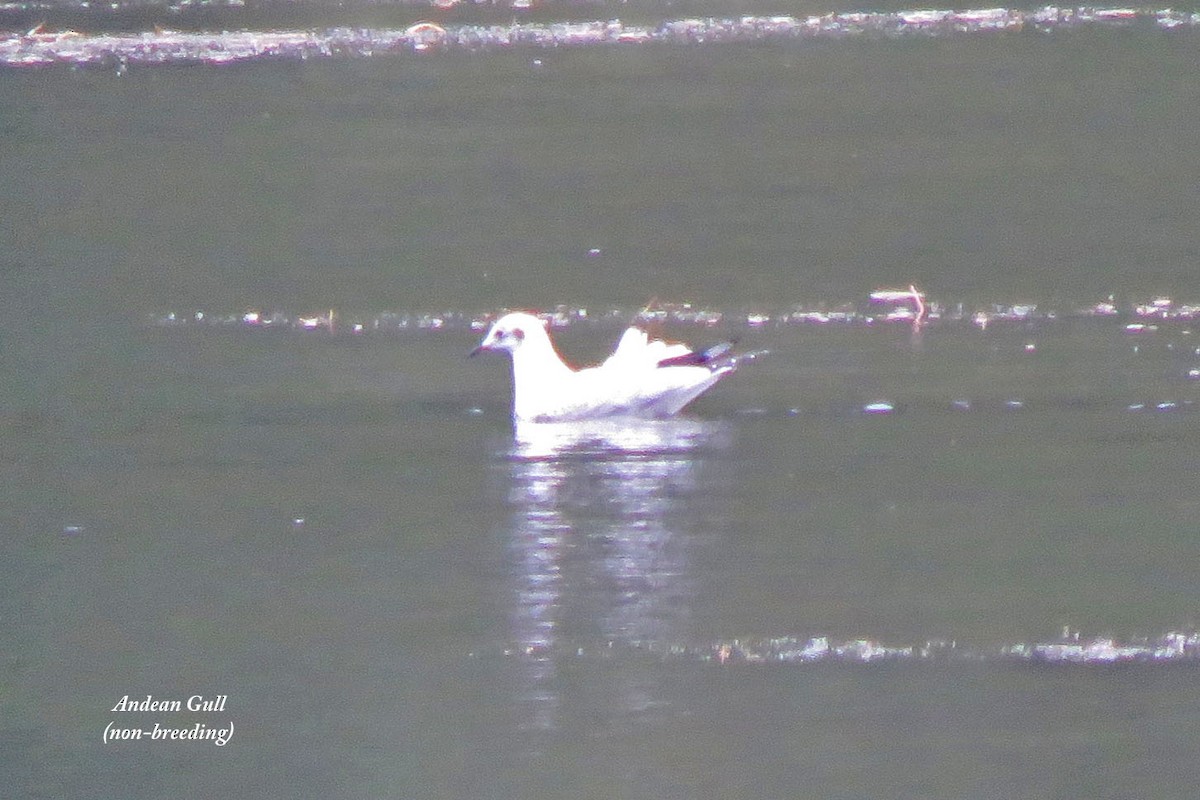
[471,312,755,422]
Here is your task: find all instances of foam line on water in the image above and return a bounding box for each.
[3,6,1200,68]
[144,295,1200,334]
[481,629,1200,666]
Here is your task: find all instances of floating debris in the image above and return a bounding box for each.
[869,285,927,328]
[3,6,1200,68]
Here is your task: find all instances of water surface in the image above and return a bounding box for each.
[3,16,1200,799]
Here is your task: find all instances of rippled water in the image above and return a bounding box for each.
[4,11,1200,799]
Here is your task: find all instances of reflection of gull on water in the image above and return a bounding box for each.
[510,417,730,461]
[500,417,729,729]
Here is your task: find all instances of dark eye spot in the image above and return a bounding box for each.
[512,328,525,342]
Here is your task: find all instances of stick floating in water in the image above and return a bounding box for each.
[870,285,927,328]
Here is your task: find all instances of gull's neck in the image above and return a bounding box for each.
[509,331,573,421]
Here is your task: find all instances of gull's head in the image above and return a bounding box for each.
[469,312,547,357]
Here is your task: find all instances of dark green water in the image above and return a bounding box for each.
[3,22,1200,799]
[5,29,1200,313]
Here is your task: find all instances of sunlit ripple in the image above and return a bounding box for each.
[479,629,1200,667]
[146,294,1200,334]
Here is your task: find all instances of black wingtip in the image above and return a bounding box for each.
[656,340,737,369]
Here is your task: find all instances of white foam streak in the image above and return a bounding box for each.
[489,630,1200,666]
[147,294,1200,334]
[4,6,1200,68]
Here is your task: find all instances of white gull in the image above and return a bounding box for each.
[471,311,755,422]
